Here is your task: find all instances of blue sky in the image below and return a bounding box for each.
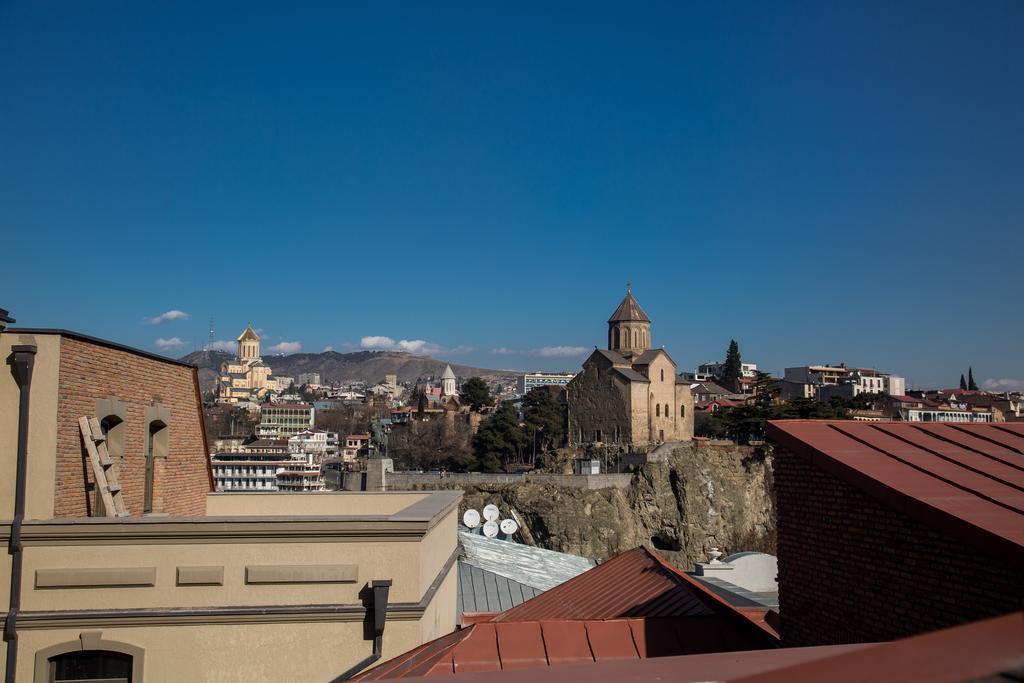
[2,1,1021,389]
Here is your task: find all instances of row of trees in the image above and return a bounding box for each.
[470,386,566,472]
[696,371,887,443]
[959,367,979,391]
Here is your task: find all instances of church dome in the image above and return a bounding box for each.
[608,291,650,323]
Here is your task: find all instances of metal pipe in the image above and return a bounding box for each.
[5,343,36,683]
[332,579,392,682]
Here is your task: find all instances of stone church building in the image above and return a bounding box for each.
[567,290,694,447]
[216,325,273,403]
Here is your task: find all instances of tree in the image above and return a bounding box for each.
[967,367,978,391]
[721,340,743,392]
[460,377,493,412]
[960,374,968,391]
[416,392,427,417]
[471,402,528,471]
[522,386,566,461]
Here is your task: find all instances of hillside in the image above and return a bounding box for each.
[181,349,520,392]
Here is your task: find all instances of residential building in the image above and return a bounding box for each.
[343,433,371,462]
[288,428,338,461]
[0,325,460,682]
[886,394,996,423]
[517,372,576,395]
[211,451,294,491]
[782,364,904,400]
[697,361,759,379]
[274,452,324,492]
[567,289,694,447]
[255,402,315,439]
[297,372,321,386]
[216,325,274,403]
[689,381,738,404]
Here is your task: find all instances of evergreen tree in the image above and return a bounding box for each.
[959,374,967,390]
[721,339,743,392]
[967,367,978,391]
[471,402,528,471]
[522,386,567,456]
[416,392,427,417]
[460,377,493,412]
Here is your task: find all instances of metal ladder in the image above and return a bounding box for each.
[79,416,131,517]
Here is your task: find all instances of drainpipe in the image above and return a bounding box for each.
[5,343,36,683]
[333,579,392,682]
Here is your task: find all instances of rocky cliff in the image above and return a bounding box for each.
[451,441,775,570]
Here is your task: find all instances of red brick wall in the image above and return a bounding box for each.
[774,447,1024,646]
[54,337,212,517]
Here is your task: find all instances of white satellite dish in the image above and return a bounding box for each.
[462,509,481,529]
[482,504,500,522]
[482,520,499,538]
[499,518,519,536]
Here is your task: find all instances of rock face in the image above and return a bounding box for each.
[458,441,775,570]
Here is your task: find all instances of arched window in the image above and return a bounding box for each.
[680,404,686,417]
[665,404,670,418]
[36,635,144,683]
[613,327,620,348]
[144,403,171,515]
[660,369,664,381]
[642,330,647,348]
[656,404,660,417]
[634,330,639,347]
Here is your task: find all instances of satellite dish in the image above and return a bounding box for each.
[482,520,499,538]
[499,518,519,536]
[482,504,500,522]
[462,509,481,529]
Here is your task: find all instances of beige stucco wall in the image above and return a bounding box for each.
[16,617,434,682]
[205,491,430,517]
[0,333,60,521]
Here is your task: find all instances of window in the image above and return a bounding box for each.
[660,369,664,381]
[665,404,670,418]
[144,403,171,515]
[680,404,686,417]
[613,328,620,348]
[656,404,660,417]
[49,650,132,682]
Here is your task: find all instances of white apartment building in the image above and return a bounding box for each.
[256,402,315,439]
[288,428,339,462]
[517,372,577,395]
[783,365,904,401]
[697,361,759,379]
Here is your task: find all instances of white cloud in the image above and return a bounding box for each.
[144,310,190,325]
[323,345,336,352]
[982,378,1024,391]
[491,347,518,355]
[266,341,303,355]
[208,340,235,353]
[360,335,455,356]
[155,337,187,351]
[361,336,396,349]
[533,346,589,358]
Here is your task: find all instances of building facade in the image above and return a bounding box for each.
[1,326,460,682]
[517,372,576,395]
[216,325,274,403]
[566,290,694,447]
[255,402,315,439]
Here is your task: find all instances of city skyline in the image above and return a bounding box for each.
[2,2,1021,390]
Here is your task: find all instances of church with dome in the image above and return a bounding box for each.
[566,288,694,447]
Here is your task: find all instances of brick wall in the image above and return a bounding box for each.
[54,337,212,517]
[775,447,1024,646]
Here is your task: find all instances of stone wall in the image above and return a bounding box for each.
[775,445,1024,646]
[385,471,633,491]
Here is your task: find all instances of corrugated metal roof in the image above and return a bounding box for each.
[459,531,596,592]
[458,563,541,616]
[766,420,1024,566]
[368,611,1024,683]
[493,547,718,622]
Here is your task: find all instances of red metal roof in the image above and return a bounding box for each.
[356,547,778,680]
[358,616,772,679]
[766,420,1024,566]
[368,611,1024,683]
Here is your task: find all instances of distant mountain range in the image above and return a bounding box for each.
[180,349,520,392]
